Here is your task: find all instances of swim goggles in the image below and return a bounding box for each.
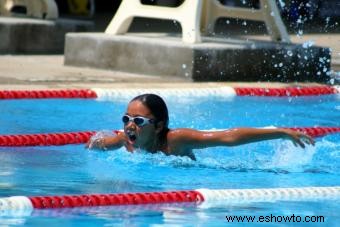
[122,115,155,127]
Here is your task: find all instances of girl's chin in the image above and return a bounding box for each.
[128,138,137,146]
[125,133,137,143]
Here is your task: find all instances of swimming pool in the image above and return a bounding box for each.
[0,91,339,226]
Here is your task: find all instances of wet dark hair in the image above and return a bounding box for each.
[131,93,169,127]
[130,94,170,144]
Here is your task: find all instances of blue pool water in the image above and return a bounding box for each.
[0,95,339,226]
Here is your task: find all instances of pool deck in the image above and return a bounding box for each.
[0,34,339,90]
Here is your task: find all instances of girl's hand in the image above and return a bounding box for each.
[283,129,315,148]
[86,137,107,150]
[85,130,118,150]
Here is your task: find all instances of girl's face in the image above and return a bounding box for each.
[123,100,158,150]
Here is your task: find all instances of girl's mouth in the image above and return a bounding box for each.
[128,134,137,142]
[126,130,137,143]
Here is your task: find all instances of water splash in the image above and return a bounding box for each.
[302,40,315,49]
[89,135,340,174]
[269,141,316,171]
[87,130,117,150]
[297,30,303,38]
[277,0,285,8]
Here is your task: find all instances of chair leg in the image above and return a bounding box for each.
[177,0,203,43]
[201,0,220,35]
[260,0,290,42]
[105,0,137,34]
[25,0,58,19]
[0,0,15,16]
[43,0,58,19]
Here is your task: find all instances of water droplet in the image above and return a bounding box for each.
[302,40,314,48]
[279,63,283,67]
[278,0,285,8]
[287,50,293,56]
[297,30,303,37]
[182,64,187,69]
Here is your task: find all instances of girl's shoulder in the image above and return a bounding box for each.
[165,129,197,160]
[166,128,200,142]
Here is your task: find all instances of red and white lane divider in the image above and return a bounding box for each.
[0,187,339,216]
[234,86,339,97]
[0,131,95,147]
[0,86,338,100]
[0,89,97,99]
[0,127,339,147]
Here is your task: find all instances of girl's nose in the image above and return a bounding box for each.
[125,121,137,128]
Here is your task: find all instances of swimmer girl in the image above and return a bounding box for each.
[87,94,314,160]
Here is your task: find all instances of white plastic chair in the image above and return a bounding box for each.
[105,0,290,43]
[0,0,58,19]
[105,0,203,43]
[201,0,290,42]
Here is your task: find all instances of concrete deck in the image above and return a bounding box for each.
[0,55,328,90]
[64,33,331,82]
[0,34,338,89]
[0,17,94,54]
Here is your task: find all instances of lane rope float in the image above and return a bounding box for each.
[0,89,97,99]
[0,86,338,99]
[0,186,339,216]
[0,127,339,147]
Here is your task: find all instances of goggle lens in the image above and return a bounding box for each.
[134,118,144,125]
[122,115,130,124]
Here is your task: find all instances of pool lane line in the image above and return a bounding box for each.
[233,86,339,96]
[0,186,339,216]
[0,89,97,99]
[0,86,338,99]
[0,127,339,147]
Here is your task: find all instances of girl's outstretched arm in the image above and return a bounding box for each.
[86,131,125,151]
[168,128,315,150]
